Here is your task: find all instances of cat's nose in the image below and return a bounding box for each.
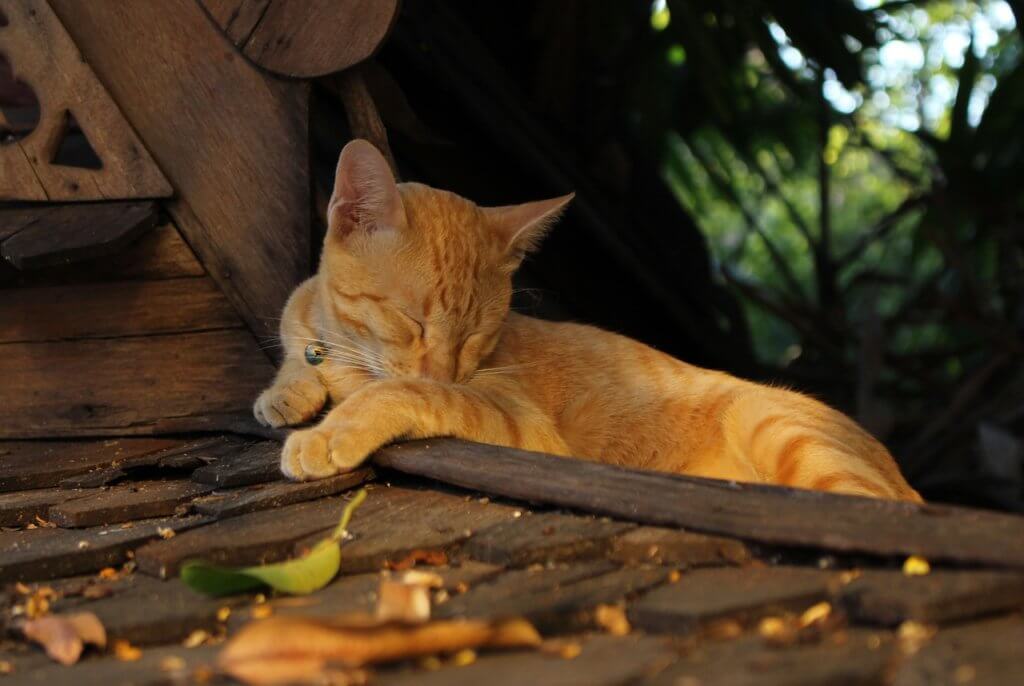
[418,352,456,382]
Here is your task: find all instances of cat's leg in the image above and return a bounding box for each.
[281,378,570,480]
[253,357,328,428]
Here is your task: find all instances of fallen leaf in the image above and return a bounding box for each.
[376,580,431,623]
[593,604,630,636]
[219,616,540,683]
[22,612,107,665]
[113,640,143,661]
[902,555,931,576]
[182,489,367,596]
[798,601,832,628]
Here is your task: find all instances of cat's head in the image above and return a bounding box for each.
[315,139,572,383]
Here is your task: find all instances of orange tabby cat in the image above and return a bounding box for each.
[254,139,921,502]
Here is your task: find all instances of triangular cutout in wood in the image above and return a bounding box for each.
[0,0,172,201]
[51,111,103,170]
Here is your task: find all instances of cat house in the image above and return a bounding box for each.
[0,0,398,439]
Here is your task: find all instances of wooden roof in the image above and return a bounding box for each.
[2,436,1023,684]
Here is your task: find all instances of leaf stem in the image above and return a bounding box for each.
[330,488,368,542]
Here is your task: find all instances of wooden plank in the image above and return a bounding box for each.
[462,511,634,566]
[48,480,215,528]
[13,644,220,686]
[892,615,1024,686]
[51,0,310,340]
[0,1,172,201]
[59,435,252,489]
[374,439,1024,568]
[0,438,179,492]
[190,441,284,488]
[841,569,1024,626]
[0,487,85,527]
[611,526,751,567]
[377,634,678,686]
[0,277,240,343]
[201,0,400,77]
[0,330,274,438]
[647,630,895,686]
[628,566,837,633]
[0,515,209,582]
[10,222,206,286]
[0,202,159,270]
[192,467,375,518]
[437,562,668,632]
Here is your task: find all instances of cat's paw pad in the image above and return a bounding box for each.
[254,378,327,428]
[281,428,338,481]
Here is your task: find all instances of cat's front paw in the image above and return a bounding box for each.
[280,425,376,481]
[254,376,328,428]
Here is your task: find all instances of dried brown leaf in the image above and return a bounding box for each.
[219,616,540,683]
[22,612,107,665]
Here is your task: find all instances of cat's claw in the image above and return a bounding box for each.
[254,377,327,428]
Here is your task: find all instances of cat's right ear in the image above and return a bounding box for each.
[328,139,406,240]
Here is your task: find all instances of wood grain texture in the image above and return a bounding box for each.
[611,526,751,567]
[0,330,274,438]
[190,441,284,488]
[892,615,1024,686]
[0,0,171,200]
[0,487,85,527]
[192,467,374,518]
[48,480,215,528]
[462,511,634,567]
[0,277,239,343]
[200,0,400,77]
[50,0,310,339]
[0,515,209,582]
[0,438,179,491]
[0,201,159,270]
[841,569,1024,626]
[374,439,1024,568]
[628,566,837,633]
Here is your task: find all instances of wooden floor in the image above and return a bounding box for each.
[2,436,1024,684]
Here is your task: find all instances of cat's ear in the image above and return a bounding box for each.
[328,139,406,240]
[483,192,574,267]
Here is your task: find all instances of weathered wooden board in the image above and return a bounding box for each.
[51,0,310,340]
[0,438,179,492]
[377,634,678,686]
[10,222,205,286]
[48,480,215,528]
[190,441,284,488]
[0,330,274,438]
[192,467,374,518]
[0,1,171,201]
[462,511,634,566]
[0,202,159,270]
[375,440,1024,568]
[436,560,667,630]
[841,569,1024,626]
[58,435,249,489]
[0,487,84,527]
[0,277,240,343]
[12,643,220,686]
[200,0,400,77]
[628,566,837,633]
[0,515,209,582]
[611,526,751,567]
[134,496,353,579]
[647,630,895,686]
[892,615,1024,686]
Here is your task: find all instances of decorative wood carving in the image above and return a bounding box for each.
[0,0,172,201]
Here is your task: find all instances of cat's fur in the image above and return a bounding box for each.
[254,140,921,502]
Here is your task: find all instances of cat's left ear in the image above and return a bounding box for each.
[483,192,574,268]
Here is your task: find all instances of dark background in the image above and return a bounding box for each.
[309,0,1024,510]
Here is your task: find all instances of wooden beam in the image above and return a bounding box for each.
[373,439,1024,568]
[49,0,310,340]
